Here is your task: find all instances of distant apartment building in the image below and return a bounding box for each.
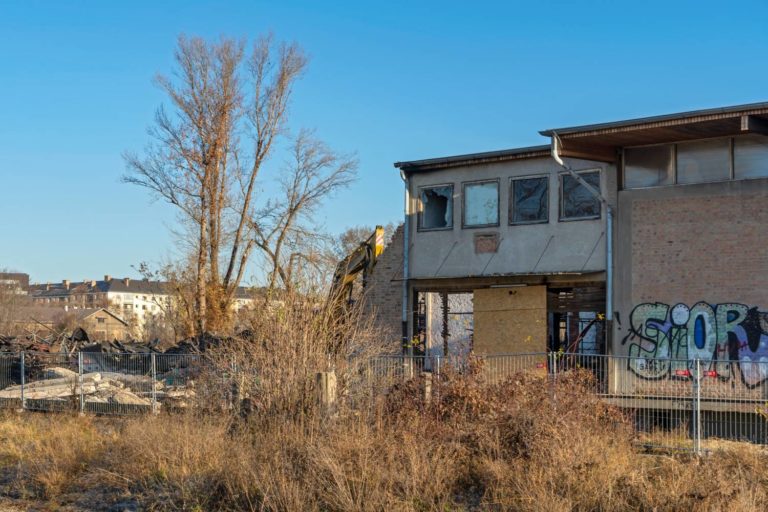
[0,273,29,295]
[28,276,256,334]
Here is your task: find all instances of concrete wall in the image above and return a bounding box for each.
[406,156,616,279]
[613,178,768,378]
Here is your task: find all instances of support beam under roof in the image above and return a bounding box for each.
[741,115,768,135]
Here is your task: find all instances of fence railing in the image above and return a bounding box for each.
[367,352,768,453]
[3,350,768,452]
[0,352,200,416]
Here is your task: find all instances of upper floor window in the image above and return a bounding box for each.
[418,184,453,230]
[735,135,768,179]
[509,176,548,224]
[463,180,499,227]
[677,139,730,184]
[624,135,768,189]
[624,145,674,188]
[560,170,601,220]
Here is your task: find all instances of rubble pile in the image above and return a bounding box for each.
[0,331,242,411]
[0,366,195,408]
[0,331,230,356]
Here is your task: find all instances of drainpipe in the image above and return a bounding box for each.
[399,169,412,355]
[550,132,614,323]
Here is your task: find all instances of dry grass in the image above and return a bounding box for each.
[0,370,767,511]
[1,302,767,510]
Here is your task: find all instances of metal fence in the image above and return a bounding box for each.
[0,352,200,416]
[4,349,768,452]
[368,352,768,453]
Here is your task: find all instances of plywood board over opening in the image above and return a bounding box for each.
[473,285,547,354]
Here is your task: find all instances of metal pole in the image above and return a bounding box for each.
[400,169,412,355]
[151,352,158,414]
[550,133,615,322]
[20,352,25,411]
[78,352,84,413]
[694,359,702,455]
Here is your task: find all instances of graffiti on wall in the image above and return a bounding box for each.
[622,302,768,387]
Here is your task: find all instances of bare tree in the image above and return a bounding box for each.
[251,130,357,294]
[124,35,307,335]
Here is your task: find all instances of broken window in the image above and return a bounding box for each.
[463,180,499,227]
[560,170,601,220]
[418,184,453,230]
[510,176,548,224]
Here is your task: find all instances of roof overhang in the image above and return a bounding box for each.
[394,145,551,173]
[540,102,768,163]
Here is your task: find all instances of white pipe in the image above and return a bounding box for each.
[399,169,411,354]
[550,132,614,322]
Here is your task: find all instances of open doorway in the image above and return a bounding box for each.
[414,291,473,357]
[547,285,606,355]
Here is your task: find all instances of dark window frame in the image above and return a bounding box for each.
[417,183,454,232]
[509,174,550,225]
[559,169,602,222]
[461,178,500,229]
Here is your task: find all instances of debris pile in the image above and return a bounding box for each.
[0,366,195,409]
[0,331,231,355]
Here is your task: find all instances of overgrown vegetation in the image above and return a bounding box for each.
[2,356,768,510]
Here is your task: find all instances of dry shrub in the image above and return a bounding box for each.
[204,290,392,423]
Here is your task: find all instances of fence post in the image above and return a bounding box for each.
[151,352,158,415]
[19,352,25,411]
[549,351,557,402]
[693,358,701,455]
[78,352,84,414]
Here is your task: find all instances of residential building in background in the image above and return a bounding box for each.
[0,273,29,295]
[27,276,256,337]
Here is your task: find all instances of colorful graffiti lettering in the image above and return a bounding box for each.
[622,302,768,387]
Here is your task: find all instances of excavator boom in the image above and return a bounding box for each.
[329,226,385,311]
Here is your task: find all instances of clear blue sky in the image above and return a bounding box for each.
[1,0,767,284]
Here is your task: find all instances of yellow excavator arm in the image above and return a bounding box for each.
[328,225,385,310]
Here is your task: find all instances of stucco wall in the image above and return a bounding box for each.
[406,156,616,279]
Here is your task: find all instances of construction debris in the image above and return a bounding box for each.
[0,366,194,408]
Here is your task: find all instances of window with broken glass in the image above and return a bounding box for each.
[418,184,453,230]
[462,180,499,227]
[560,170,601,220]
[510,176,548,224]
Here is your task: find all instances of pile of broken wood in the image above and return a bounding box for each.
[0,366,195,409]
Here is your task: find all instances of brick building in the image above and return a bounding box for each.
[28,276,255,337]
[387,102,768,371]
[361,225,404,346]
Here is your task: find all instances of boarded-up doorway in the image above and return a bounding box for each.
[473,285,547,354]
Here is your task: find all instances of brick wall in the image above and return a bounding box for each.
[631,193,768,306]
[362,224,404,347]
